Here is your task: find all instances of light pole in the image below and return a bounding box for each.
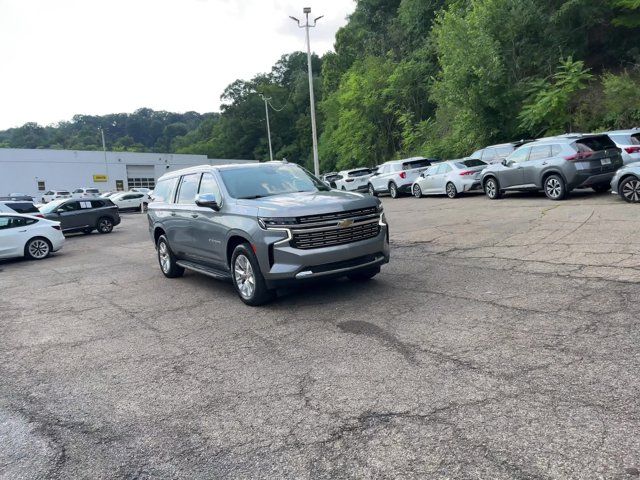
[98,127,109,184]
[259,93,274,162]
[290,7,322,176]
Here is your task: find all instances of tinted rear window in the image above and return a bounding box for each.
[90,200,105,208]
[402,159,431,170]
[348,169,372,177]
[575,135,617,152]
[5,202,39,214]
[58,191,71,195]
[455,159,486,168]
[87,189,100,194]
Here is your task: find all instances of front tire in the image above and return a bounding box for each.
[25,237,51,260]
[97,217,114,234]
[231,243,275,306]
[619,176,640,203]
[389,182,399,199]
[368,184,377,196]
[446,182,458,199]
[544,174,567,201]
[157,235,184,278]
[484,177,502,199]
[412,184,422,198]
[347,266,380,281]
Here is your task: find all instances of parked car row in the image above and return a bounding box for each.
[323,129,639,203]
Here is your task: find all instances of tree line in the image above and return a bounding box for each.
[2,0,639,172]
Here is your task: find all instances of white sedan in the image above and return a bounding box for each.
[412,159,488,199]
[0,214,65,260]
[109,192,149,210]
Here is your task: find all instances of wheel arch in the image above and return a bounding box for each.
[153,226,166,245]
[226,233,252,267]
[541,169,567,188]
[23,236,52,257]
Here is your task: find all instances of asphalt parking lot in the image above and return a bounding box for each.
[1,191,639,479]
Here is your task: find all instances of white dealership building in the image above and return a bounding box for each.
[0,148,255,201]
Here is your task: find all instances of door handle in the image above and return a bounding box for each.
[542,162,548,165]
[191,214,199,218]
[18,230,27,232]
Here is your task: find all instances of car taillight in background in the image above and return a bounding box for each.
[564,151,594,161]
[35,214,44,218]
[399,172,407,179]
[625,146,640,154]
[459,170,476,176]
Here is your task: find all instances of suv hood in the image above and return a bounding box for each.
[239,190,379,218]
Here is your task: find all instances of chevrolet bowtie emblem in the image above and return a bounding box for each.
[338,219,354,228]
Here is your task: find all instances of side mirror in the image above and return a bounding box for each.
[501,159,509,166]
[195,193,220,211]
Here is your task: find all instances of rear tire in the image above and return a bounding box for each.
[97,216,114,234]
[484,177,502,199]
[157,235,184,278]
[231,243,275,306]
[544,174,567,201]
[446,182,458,199]
[347,266,380,281]
[412,184,422,198]
[24,237,51,260]
[619,176,640,203]
[389,182,399,199]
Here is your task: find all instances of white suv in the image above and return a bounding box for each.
[368,157,434,198]
[603,129,640,165]
[41,190,72,203]
[333,168,374,192]
[72,188,101,198]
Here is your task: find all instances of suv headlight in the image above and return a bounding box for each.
[376,203,384,213]
[258,217,298,229]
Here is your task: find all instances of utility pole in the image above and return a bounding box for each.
[290,7,322,176]
[98,127,109,183]
[259,93,274,162]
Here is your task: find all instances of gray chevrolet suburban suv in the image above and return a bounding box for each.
[147,162,390,305]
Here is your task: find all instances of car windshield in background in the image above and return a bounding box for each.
[575,135,617,152]
[39,200,68,214]
[402,159,431,170]
[220,164,330,199]
[348,169,372,177]
[58,191,71,195]
[455,159,487,168]
[87,189,100,194]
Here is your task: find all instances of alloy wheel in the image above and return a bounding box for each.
[158,241,170,273]
[368,184,375,196]
[234,254,255,299]
[413,185,422,198]
[28,239,50,259]
[446,183,457,198]
[390,184,397,198]
[99,218,113,233]
[485,179,496,198]
[546,178,562,199]
[622,178,640,202]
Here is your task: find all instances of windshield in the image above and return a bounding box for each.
[219,163,330,199]
[39,199,66,214]
[87,189,100,194]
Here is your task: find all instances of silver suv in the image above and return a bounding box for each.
[147,162,390,305]
[481,134,623,200]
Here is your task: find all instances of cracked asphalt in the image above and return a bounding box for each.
[1,190,639,479]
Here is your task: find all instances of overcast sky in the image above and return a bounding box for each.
[0,0,356,130]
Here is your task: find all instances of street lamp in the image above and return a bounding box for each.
[290,7,323,176]
[259,93,274,162]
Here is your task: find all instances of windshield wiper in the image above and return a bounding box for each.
[238,194,270,199]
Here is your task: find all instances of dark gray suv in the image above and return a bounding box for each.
[481,134,623,200]
[40,198,121,234]
[147,162,390,305]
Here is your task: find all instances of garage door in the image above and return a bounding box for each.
[126,165,155,189]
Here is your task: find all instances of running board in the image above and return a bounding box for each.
[176,261,232,281]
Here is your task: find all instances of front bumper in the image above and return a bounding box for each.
[259,219,390,288]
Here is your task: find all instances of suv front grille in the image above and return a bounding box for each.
[297,207,378,224]
[291,219,380,250]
